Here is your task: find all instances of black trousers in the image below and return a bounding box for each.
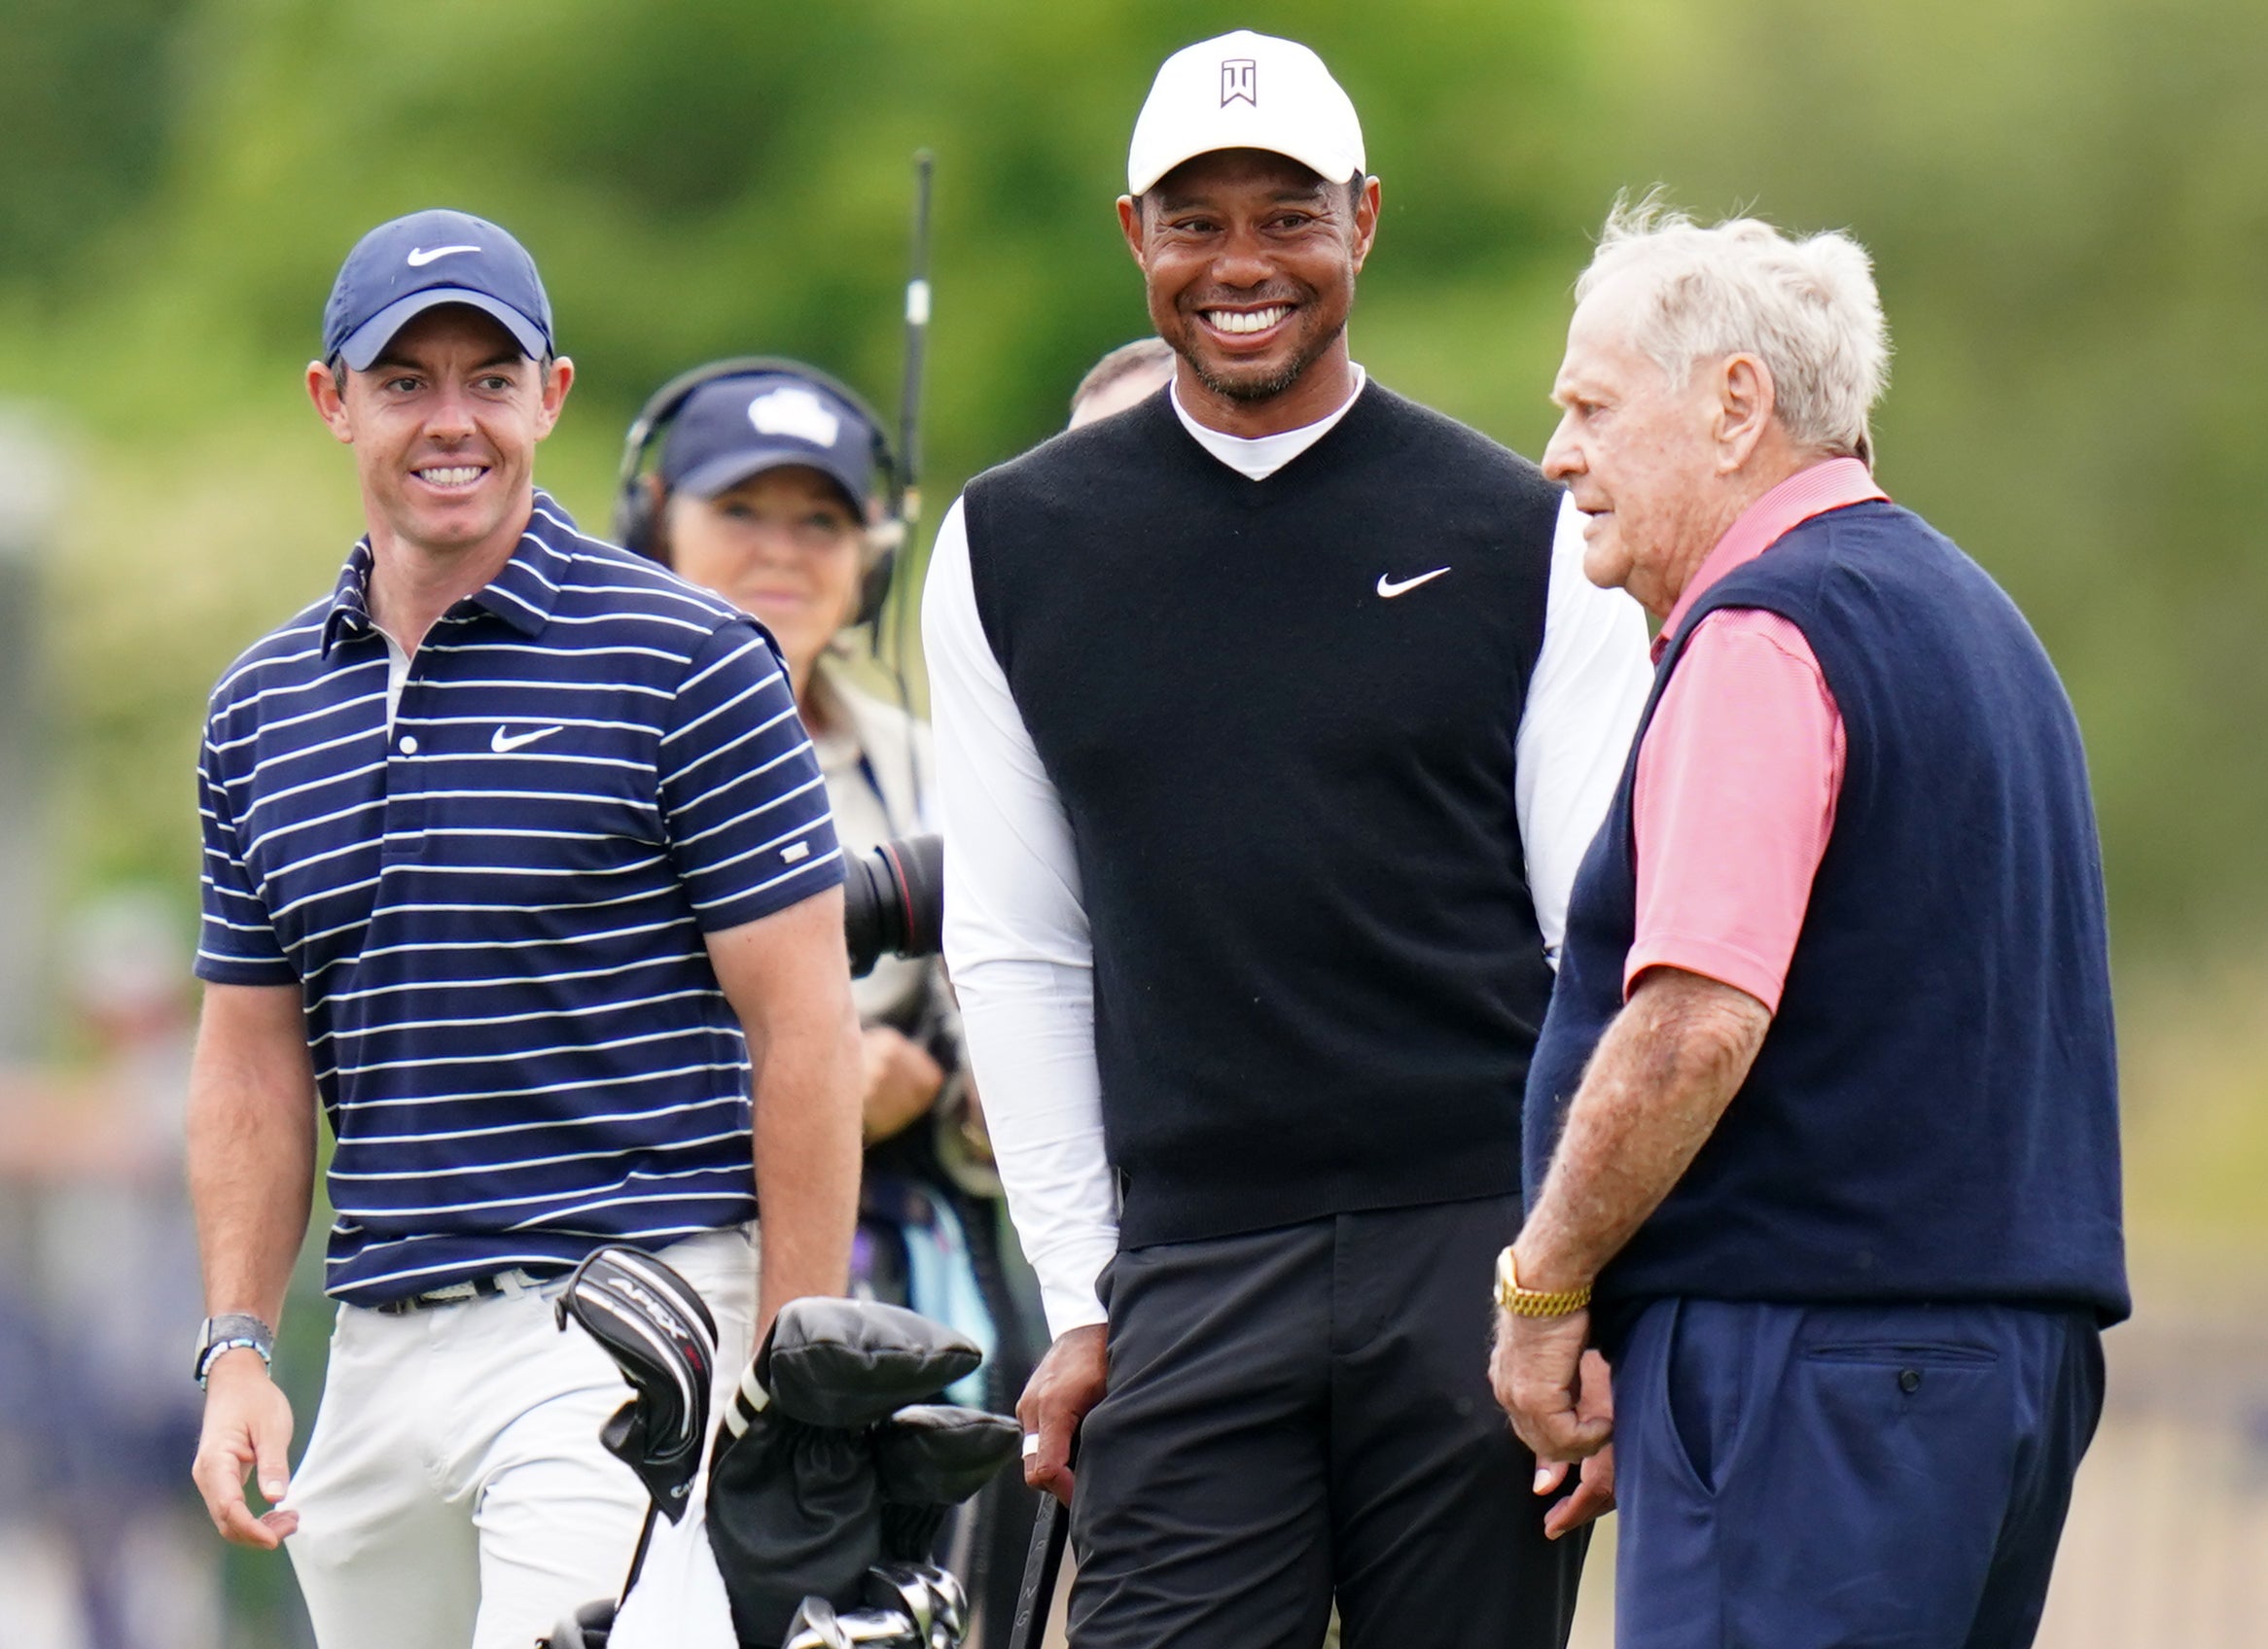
[1068,1196,1588,1649]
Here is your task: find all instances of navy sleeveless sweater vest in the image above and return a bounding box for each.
[1525,499,2128,1326]
[966,384,1559,1247]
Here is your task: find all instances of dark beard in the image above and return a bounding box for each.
[1179,311,1347,403]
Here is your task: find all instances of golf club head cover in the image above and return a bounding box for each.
[708,1299,982,1648]
[760,1297,982,1427]
[870,1405,1021,1561]
[553,1246,721,1524]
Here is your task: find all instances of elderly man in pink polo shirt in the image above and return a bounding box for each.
[1490,199,2125,1647]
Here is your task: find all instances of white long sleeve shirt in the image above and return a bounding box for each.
[924,375,1654,1336]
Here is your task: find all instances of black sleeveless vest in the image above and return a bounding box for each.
[967,384,1561,1246]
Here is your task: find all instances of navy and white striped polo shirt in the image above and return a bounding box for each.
[195,492,843,1305]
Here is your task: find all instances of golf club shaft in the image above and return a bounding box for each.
[1004,1446,1072,1649]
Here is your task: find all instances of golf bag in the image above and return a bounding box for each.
[543,1248,1020,1649]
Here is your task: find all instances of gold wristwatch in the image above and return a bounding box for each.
[1494,1246,1592,1318]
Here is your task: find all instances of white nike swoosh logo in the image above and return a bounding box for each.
[491,725,561,754]
[406,244,481,267]
[1377,567,1452,598]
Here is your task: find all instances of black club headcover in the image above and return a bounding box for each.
[552,1246,720,1525]
[870,1405,1021,1562]
[761,1297,983,1427]
[707,1299,986,1649]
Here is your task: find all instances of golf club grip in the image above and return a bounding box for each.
[1004,1484,1070,1649]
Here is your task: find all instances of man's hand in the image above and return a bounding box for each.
[1542,1435,1615,1540]
[1487,968,1767,1536]
[1016,1322,1107,1506]
[861,1026,945,1144]
[1490,1304,1614,1534]
[192,1351,300,1549]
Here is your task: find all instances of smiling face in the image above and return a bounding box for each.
[1540,274,1742,619]
[663,465,866,697]
[308,304,570,564]
[1117,148,1378,435]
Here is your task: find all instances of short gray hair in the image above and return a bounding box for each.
[1576,193,1891,460]
[1071,336,1176,416]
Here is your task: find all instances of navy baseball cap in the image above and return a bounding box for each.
[658,372,879,511]
[322,208,553,371]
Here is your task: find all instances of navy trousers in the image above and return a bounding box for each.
[1611,1297,2105,1649]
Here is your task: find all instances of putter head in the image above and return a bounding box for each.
[862,1565,934,1641]
[919,1566,967,1649]
[553,1246,719,1521]
[785,1596,925,1649]
[837,1608,926,1648]
[785,1596,855,1649]
[864,1562,967,1647]
[862,1563,968,1649]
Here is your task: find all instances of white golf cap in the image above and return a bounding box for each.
[1126,30,1365,196]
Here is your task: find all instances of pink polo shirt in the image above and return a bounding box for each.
[1626,458,1889,1012]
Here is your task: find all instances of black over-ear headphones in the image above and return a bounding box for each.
[612,355,904,628]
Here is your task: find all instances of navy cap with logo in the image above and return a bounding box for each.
[658,372,879,514]
[322,208,554,371]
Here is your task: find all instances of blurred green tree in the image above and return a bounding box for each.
[2,0,2262,962]
[0,0,195,289]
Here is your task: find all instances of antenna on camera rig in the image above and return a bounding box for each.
[898,148,934,562]
[884,149,937,817]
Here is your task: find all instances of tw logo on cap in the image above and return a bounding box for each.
[1221,58,1258,107]
[747,386,840,448]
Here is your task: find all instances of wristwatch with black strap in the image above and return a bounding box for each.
[1493,1246,1592,1318]
[193,1313,277,1389]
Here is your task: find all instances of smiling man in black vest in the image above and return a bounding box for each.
[923,28,1654,1649]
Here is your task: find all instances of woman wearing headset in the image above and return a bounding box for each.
[619,361,1037,1636]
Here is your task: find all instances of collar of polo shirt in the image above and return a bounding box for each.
[321,490,578,657]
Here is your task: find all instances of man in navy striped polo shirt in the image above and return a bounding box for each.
[184,209,864,1649]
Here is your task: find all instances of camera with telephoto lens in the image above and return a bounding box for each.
[842,833,943,979]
